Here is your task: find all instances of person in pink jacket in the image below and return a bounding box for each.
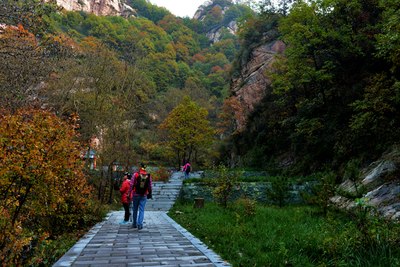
[119,172,131,224]
[182,160,191,179]
[128,164,152,230]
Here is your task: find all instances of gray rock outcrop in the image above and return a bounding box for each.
[193,0,237,43]
[49,0,135,17]
[331,146,400,221]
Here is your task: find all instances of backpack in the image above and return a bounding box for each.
[185,164,191,173]
[134,173,150,195]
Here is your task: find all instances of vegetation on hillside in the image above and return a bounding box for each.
[225,0,400,174]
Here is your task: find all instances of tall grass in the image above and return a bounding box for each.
[169,201,400,267]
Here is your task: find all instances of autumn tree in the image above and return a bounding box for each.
[159,97,215,168]
[0,109,94,265]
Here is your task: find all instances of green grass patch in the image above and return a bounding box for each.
[168,201,400,267]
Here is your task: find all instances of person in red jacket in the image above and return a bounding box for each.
[119,172,131,224]
[128,163,152,230]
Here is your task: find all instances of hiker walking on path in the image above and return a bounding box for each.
[119,172,131,224]
[128,163,152,230]
[182,160,191,179]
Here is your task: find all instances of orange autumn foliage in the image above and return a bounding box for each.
[218,97,245,135]
[192,53,206,63]
[211,65,223,73]
[0,109,93,265]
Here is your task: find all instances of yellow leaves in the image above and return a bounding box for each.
[0,108,93,263]
[140,141,160,156]
[80,36,102,52]
[210,5,223,20]
[159,96,215,164]
[0,207,33,265]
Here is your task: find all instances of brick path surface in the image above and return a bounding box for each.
[53,172,231,267]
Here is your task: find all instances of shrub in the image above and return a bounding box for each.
[0,207,32,265]
[302,171,337,215]
[231,197,257,222]
[152,167,171,182]
[343,159,363,197]
[266,176,290,207]
[208,165,241,208]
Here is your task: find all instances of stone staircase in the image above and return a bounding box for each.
[146,171,184,211]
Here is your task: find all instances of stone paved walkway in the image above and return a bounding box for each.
[53,210,231,267]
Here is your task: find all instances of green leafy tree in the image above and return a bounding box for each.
[376,0,400,69]
[127,0,170,23]
[266,176,290,207]
[349,73,400,156]
[348,0,400,155]
[159,96,215,168]
[304,171,337,216]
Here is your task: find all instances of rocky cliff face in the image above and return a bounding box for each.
[193,0,238,43]
[51,0,135,17]
[230,40,286,132]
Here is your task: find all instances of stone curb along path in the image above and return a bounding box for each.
[53,172,231,267]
